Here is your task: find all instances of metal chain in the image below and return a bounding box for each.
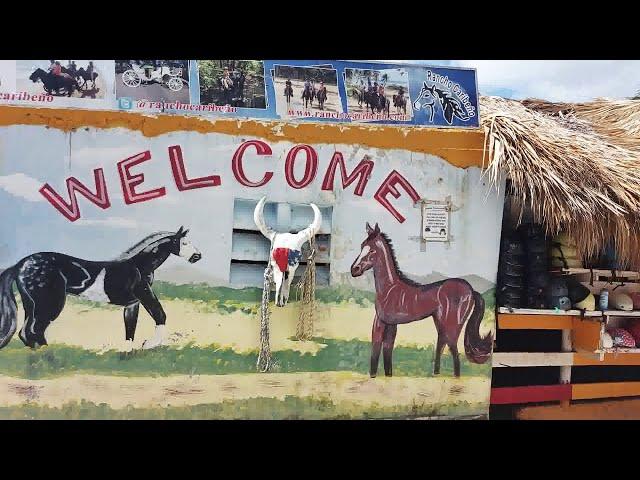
[257,264,273,372]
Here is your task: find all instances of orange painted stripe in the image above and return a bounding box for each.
[573,353,640,366]
[0,106,487,169]
[572,382,640,400]
[497,314,574,330]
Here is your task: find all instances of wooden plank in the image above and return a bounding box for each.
[572,382,640,400]
[574,352,640,366]
[572,317,602,352]
[490,385,572,405]
[498,308,601,317]
[603,310,640,317]
[492,352,574,368]
[498,314,574,330]
[557,268,640,279]
[596,348,640,355]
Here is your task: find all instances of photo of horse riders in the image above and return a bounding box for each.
[16,60,106,99]
[273,65,343,118]
[344,67,413,121]
[197,60,266,109]
[115,60,190,104]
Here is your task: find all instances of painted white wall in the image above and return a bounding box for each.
[0,124,504,291]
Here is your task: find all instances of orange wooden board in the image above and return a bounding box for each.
[498,314,573,330]
[517,398,640,420]
[572,382,640,400]
[574,352,640,366]
[572,318,601,352]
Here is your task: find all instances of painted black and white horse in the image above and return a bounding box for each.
[0,227,201,351]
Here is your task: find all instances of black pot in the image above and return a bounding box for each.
[499,273,525,289]
[527,238,548,254]
[498,285,524,299]
[518,223,545,239]
[526,285,546,296]
[548,278,569,298]
[501,252,526,267]
[500,262,526,276]
[501,240,525,256]
[526,295,547,309]
[527,271,550,287]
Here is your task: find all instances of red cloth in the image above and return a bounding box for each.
[272,248,290,273]
[607,328,636,348]
[626,322,640,345]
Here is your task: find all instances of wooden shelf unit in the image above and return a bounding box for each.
[492,306,640,406]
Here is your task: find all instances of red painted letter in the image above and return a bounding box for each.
[285,145,318,189]
[169,145,221,191]
[232,140,273,187]
[321,152,373,196]
[117,151,166,205]
[374,170,421,223]
[39,169,110,222]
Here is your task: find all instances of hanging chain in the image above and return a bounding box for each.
[257,264,273,372]
[296,235,317,341]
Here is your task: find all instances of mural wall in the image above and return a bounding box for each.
[0,110,503,419]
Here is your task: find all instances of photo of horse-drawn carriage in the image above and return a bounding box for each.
[121,63,184,91]
[344,67,413,121]
[115,60,190,104]
[16,60,106,99]
[198,60,266,109]
[273,65,343,118]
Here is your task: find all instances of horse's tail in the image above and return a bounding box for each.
[0,266,18,349]
[464,290,492,364]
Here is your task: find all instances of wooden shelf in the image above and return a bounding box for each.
[492,352,574,368]
[498,307,601,317]
[574,352,640,366]
[556,268,640,279]
[596,348,640,355]
[603,310,640,317]
[498,313,574,330]
[572,382,640,401]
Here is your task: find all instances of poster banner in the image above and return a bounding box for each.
[0,60,479,128]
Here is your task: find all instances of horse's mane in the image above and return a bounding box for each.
[377,232,425,288]
[116,231,176,260]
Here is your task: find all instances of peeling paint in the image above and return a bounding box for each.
[0,106,486,169]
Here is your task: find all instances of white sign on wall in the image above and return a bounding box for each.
[422,201,450,242]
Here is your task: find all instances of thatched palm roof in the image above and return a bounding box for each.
[479,95,640,268]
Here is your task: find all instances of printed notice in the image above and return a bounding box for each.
[422,203,449,242]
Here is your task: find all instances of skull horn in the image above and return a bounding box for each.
[254,196,276,241]
[297,203,323,243]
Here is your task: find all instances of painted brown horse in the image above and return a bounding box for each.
[350,223,493,377]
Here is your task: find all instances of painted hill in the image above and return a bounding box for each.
[154,265,227,286]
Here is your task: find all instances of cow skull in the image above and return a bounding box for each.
[254,196,322,307]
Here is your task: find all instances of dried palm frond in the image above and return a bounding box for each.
[479,95,640,269]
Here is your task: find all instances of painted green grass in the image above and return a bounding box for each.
[0,397,487,420]
[15,281,494,315]
[0,337,491,380]
[123,282,492,315]
[151,282,377,312]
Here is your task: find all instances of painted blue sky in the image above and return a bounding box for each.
[380,60,640,102]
